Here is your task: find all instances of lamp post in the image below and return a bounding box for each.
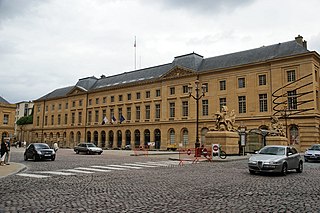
[188,79,206,148]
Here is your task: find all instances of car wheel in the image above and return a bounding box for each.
[24,154,28,161]
[98,152,102,155]
[87,150,90,155]
[304,158,308,162]
[33,155,37,161]
[296,161,303,173]
[249,170,255,175]
[76,150,79,154]
[51,156,55,161]
[281,163,288,176]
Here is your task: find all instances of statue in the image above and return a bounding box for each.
[269,116,286,137]
[211,106,236,131]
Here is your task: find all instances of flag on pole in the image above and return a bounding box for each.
[120,115,126,124]
[111,116,117,124]
[134,36,136,47]
[101,116,108,125]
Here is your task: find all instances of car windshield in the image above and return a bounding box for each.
[87,144,96,147]
[34,144,50,149]
[310,145,320,150]
[259,147,285,155]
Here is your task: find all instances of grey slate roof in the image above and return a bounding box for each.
[36,38,310,101]
[0,96,10,104]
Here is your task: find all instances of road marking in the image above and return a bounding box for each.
[91,166,127,170]
[17,173,50,178]
[107,165,142,169]
[74,167,112,172]
[36,171,76,176]
[65,169,95,174]
[123,163,158,168]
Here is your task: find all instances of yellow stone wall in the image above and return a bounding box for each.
[0,102,16,141]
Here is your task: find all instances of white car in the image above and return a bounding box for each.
[304,144,320,162]
[248,145,303,175]
[74,143,103,155]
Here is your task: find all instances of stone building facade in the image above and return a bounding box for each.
[0,96,16,141]
[31,36,320,152]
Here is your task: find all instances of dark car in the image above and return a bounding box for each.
[74,143,103,155]
[24,143,56,161]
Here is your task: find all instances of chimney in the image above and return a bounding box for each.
[295,35,307,49]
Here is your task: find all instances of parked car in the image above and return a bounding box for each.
[24,143,56,161]
[248,145,303,175]
[74,143,103,155]
[123,144,131,150]
[304,144,320,162]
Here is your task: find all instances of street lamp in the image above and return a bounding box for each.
[188,79,207,148]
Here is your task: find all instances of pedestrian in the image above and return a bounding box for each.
[0,140,8,166]
[5,139,10,165]
[53,142,59,152]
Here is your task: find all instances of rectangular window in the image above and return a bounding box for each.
[118,108,123,119]
[288,90,297,110]
[146,91,150,98]
[58,114,61,125]
[71,113,75,124]
[3,114,9,125]
[287,70,296,82]
[156,89,161,97]
[64,114,68,125]
[202,100,208,116]
[51,104,55,111]
[259,94,268,112]
[51,115,54,125]
[102,109,106,119]
[145,105,150,119]
[238,96,246,113]
[238,78,246,88]
[88,99,92,105]
[136,92,141,100]
[170,87,175,95]
[58,104,62,110]
[95,98,99,105]
[219,98,226,111]
[110,109,114,120]
[182,101,189,117]
[65,102,69,109]
[103,97,107,104]
[127,107,131,121]
[183,85,189,94]
[155,104,161,119]
[45,106,48,112]
[45,116,48,126]
[88,111,92,123]
[72,101,76,108]
[170,103,175,118]
[95,110,99,122]
[111,96,114,102]
[119,95,123,102]
[127,93,131,101]
[78,112,82,124]
[79,100,82,107]
[259,74,266,86]
[37,105,41,112]
[36,116,40,126]
[219,80,226,91]
[203,83,209,93]
[136,106,140,120]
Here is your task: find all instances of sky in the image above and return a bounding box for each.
[1,0,320,103]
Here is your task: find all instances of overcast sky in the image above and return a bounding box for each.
[1,0,320,103]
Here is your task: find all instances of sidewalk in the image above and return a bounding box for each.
[0,162,26,179]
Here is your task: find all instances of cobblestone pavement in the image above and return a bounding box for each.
[1,148,320,212]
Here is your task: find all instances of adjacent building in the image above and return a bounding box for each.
[15,101,34,142]
[31,36,320,152]
[0,96,15,141]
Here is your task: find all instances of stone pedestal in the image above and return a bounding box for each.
[266,136,288,146]
[205,131,239,155]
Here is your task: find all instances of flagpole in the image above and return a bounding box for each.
[134,36,137,70]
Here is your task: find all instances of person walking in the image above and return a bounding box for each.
[53,142,59,152]
[5,139,10,165]
[0,140,8,166]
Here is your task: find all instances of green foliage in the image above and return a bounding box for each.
[16,115,33,125]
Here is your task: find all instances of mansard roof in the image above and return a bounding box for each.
[0,96,10,104]
[36,37,311,101]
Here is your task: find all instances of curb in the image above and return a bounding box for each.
[0,163,27,179]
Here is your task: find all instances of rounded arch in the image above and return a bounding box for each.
[154,129,161,150]
[93,131,98,146]
[101,131,106,148]
[117,130,122,148]
[70,132,74,143]
[125,130,131,146]
[57,132,60,142]
[76,131,81,143]
[108,130,114,148]
[134,129,140,148]
[289,125,299,145]
[168,129,175,145]
[201,127,209,146]
[144,129,150,148]
[87,131,91,142]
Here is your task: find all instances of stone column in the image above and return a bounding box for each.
[205,131,239,155]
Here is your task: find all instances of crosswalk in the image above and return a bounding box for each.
[16,160,188,179]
